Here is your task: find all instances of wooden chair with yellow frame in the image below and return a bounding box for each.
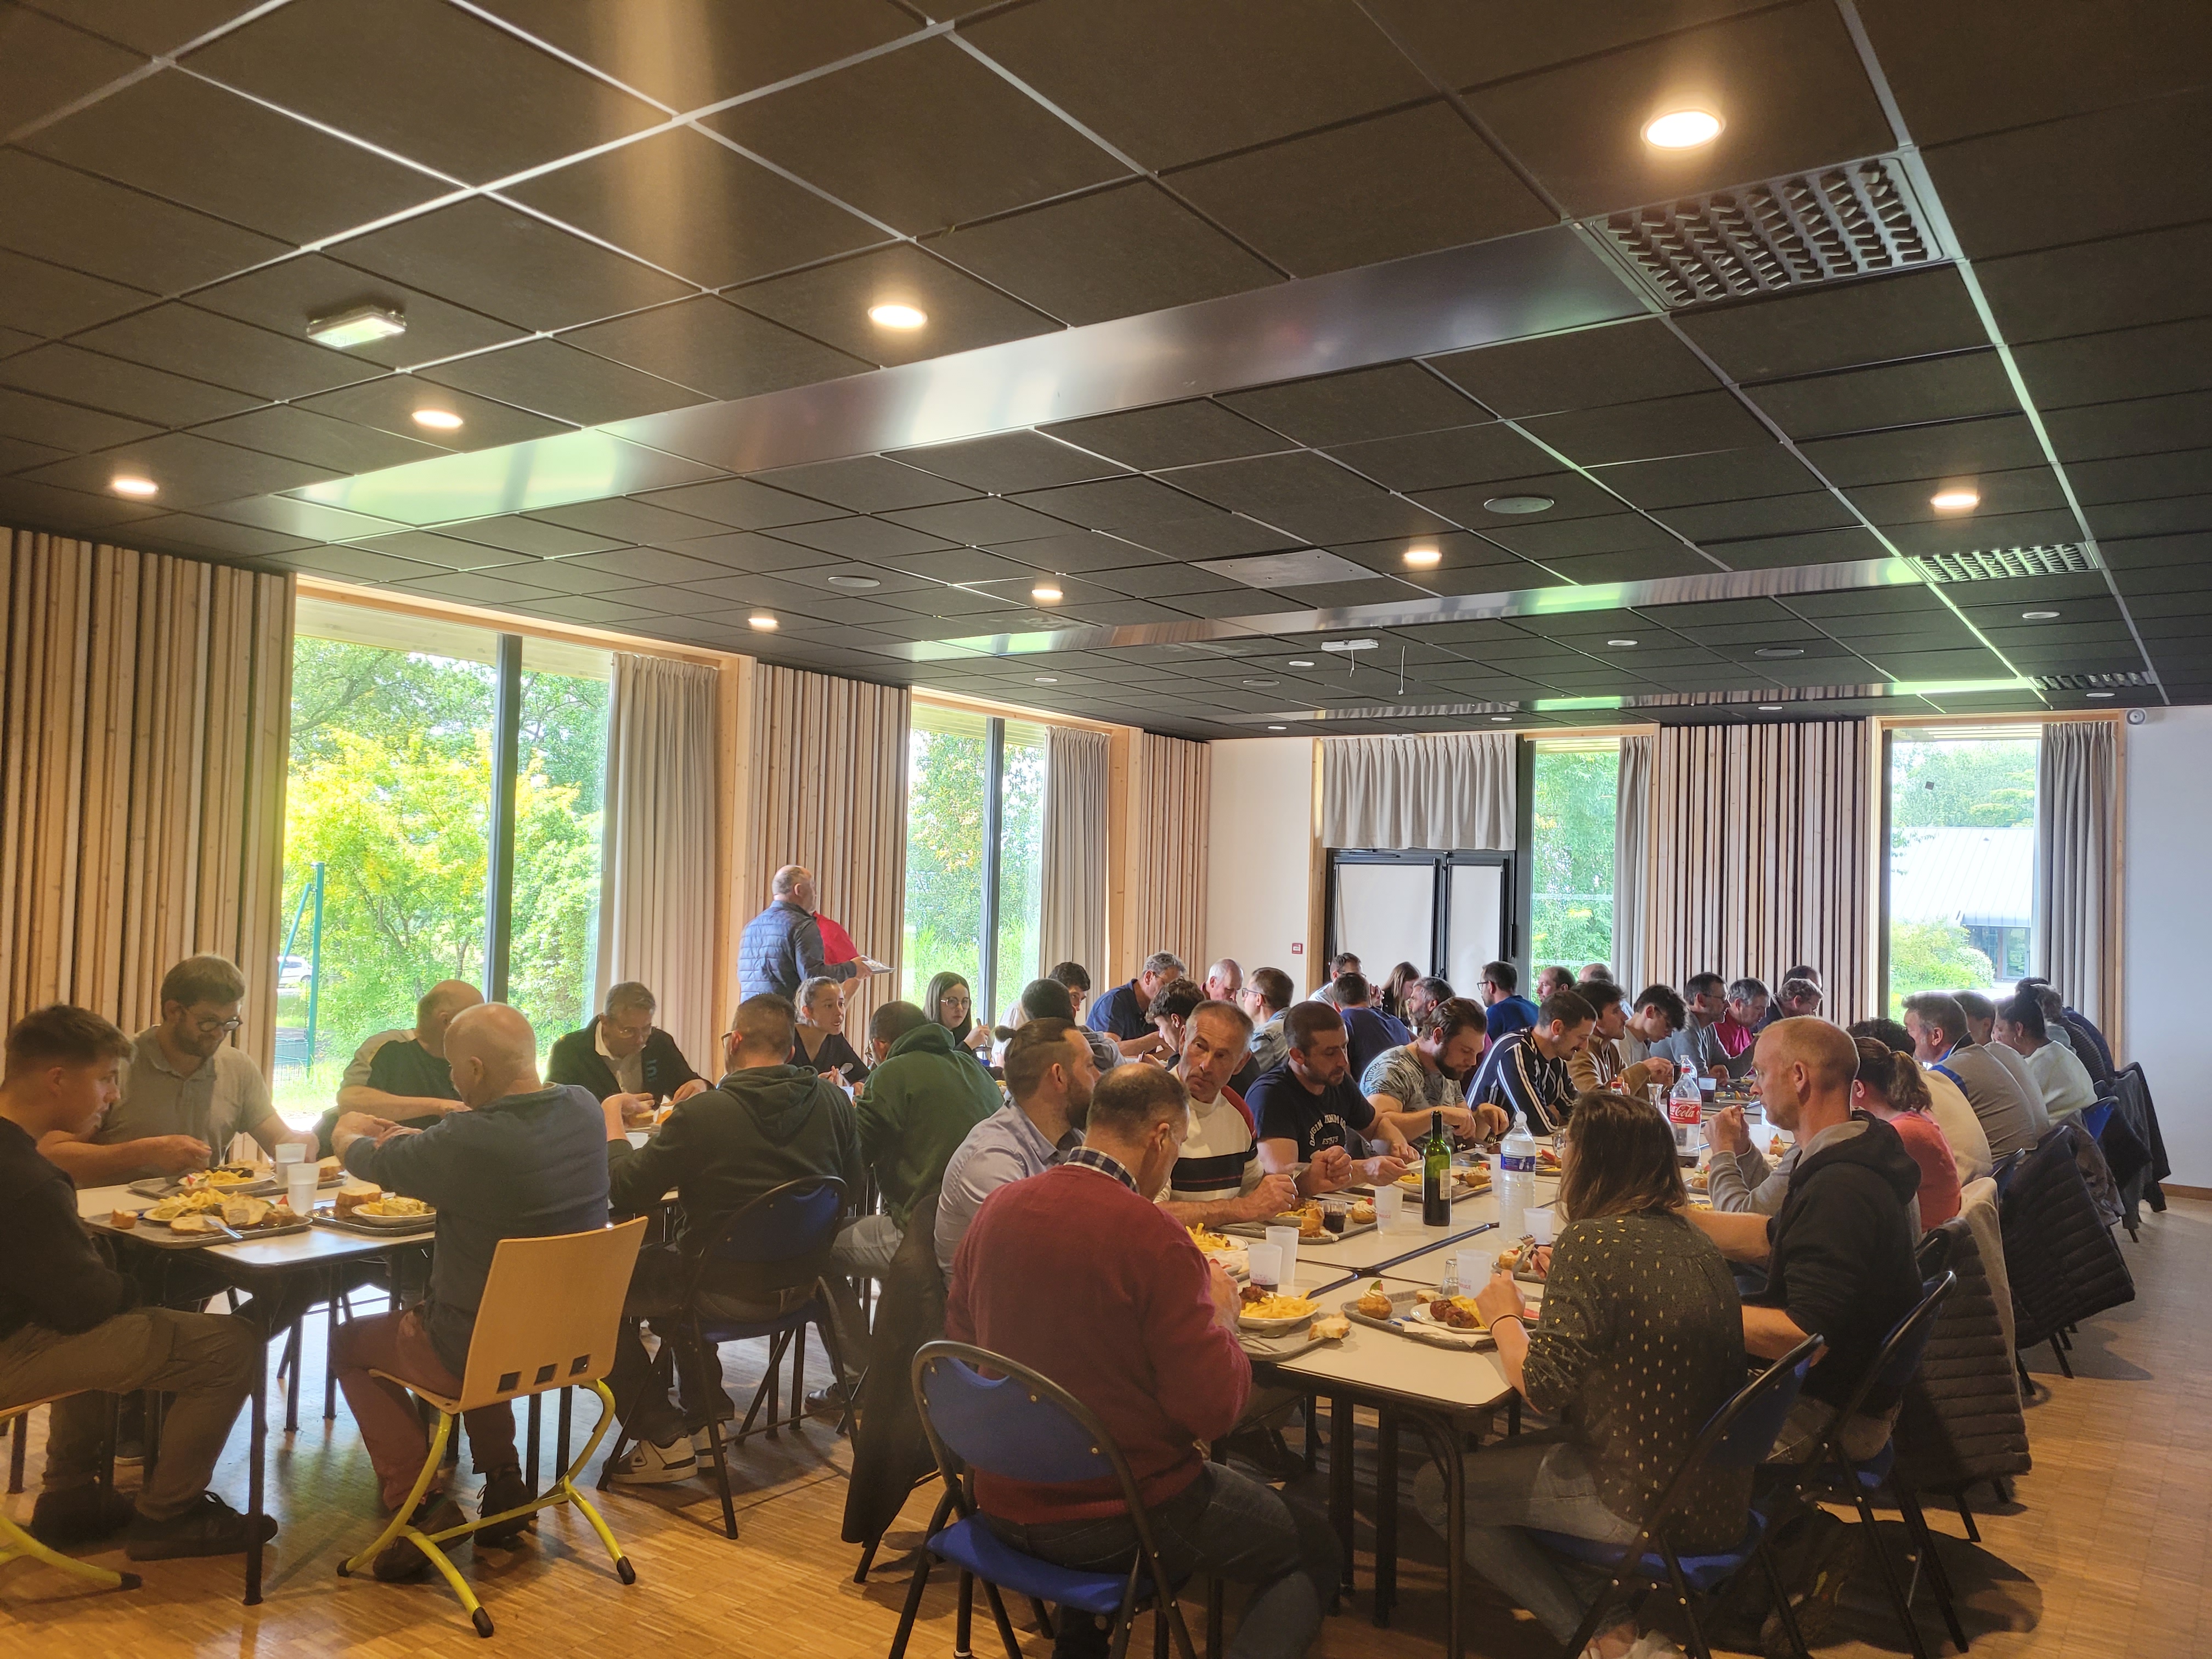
[0,1395,141,1597]
[337,1217,647,1638]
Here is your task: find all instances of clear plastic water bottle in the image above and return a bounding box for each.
[1497,1112,1538,1243]
[1668,1067,1705,1158]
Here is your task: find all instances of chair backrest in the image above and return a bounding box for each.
[1831,1271,1956,1431]
[1618,1335,1819,1553]
[1990,1147,2029,1198]
[912,1341,1121,1488]
[682,1176,845,1302]
[1916,1215,1971,1280]
[2079,1099,2115,1141]
[456,1216,647,1413]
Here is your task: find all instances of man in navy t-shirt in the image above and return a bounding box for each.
[1333,973,1410,1079]
[1250,1003,1413,1189]
[1085,951,1184,1059]
[1479,960,1539,1043]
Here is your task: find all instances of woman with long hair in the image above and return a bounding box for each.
[1414,1090,1747,1659]
[1852,1036,1960,1228]
[923,970,992,1068]
[1380,960,1421,1020]
[792,975,868,1086]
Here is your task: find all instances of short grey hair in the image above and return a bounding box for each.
[605,981,656,1019]
[1141,951,1186,978]
[1725,977,1769,1005]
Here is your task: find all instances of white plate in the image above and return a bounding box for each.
[1238,1301,1320,1335]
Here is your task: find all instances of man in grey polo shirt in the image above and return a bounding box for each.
[38,953,313,1185]
[1903,991,2048,1159]
[935,1018,1094,1274]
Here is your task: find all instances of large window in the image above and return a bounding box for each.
[901,702,1048,1026]
[1886,727,2039,1016]
[276,598,608,1120]
[1528,738,1620,972]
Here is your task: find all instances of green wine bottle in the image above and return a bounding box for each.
[1422,1108,1451,1227]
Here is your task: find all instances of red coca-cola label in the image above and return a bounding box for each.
[1668,1096,1703,1126]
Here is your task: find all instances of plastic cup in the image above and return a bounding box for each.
[1265,1225,1300,1290]
[1373,1187,1403,1228]
[1248,1242,1282,1290]
[273,1143,306,1167]
[1527,1207,1556,1246]
[284,1164,318,1216]
[1456,1250,1493,1288]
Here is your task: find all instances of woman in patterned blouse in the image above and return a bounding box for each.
[1414,1090,1748,1659]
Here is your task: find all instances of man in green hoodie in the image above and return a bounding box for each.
[599,992,863,1485]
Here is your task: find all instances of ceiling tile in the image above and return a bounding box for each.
[394,569,564,605]
[2084,493,2212,539]
[630,477,844,532]
[1843,466,2069,524]
[24,67,443,243]
[189,253,530,371]
[1413,471,1623,526]
[1699,525,1887,568]
[647,529,827,573]
[1520,390,1771,465]
[527,496,726,545]
[295,375,571,451]
[0,341,257,427]
[329,198,695,333]
[1008,473,1218,531]
[1798,414,2047,487]
[0,147,286,294]
[730,243,1059,365]
[191,404,449,474]
[879,496,1074,546]
[0,2,139,131]
[1165,450,1388,517]
[431,515,623,557]
[1325,421,1556,493]
[0,247,153,340]
[492,554,644,595]
[1254,496,1454,545]
[417,338,708,426]
[200,494,405,541]
[1977,222,2212,346]
[505,126,885,289]
[273,544,446,583]
[1460,1,1893,216]
[471,0,916,110]
[888,431,1125,495]
[1881,509,2085,556]
[2044,391,2212,465]
[560,296,870,402]
[1652,492,1860,543]
[764,516,958,559]
[1430,318,1719,417]
[1486,512,1687,561]
[1675,268,1989,382]
[1221,363,1488,449]
[752,455,976,514]
[555,544,747,586]
[0,432,70,472]
[1115,513,1301,561]
[1745,351,2022,439]
[928,180,1280,326]
[126,512,312,560]
[703,35,1125,235]
[1040,399,1287,471]
[1362,0,1775,89]
[346,529,530,572]
[21,429,339,507]
[21,1,261,57]
[2014,316,2212,413]
[1167,99,1553,279]
[1595,445,1823,509]
[974,529,1161,574]
[183,0,665,183]
[72,303,380,401]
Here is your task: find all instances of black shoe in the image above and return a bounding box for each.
[29,1486,136,1548]
[475,1469,534,1548]
[1760,1511,1863,1657]
[1052,1610,1112,1659]
[372,1496,465,1582]
[125,1493,280,1561]
[804,1382,851,1419]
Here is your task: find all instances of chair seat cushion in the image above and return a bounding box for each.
[698,1299,827,1345]
[1527,1508,1767,1593]
[927,1516,1176,1617]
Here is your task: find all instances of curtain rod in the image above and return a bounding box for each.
[295,576,749,668]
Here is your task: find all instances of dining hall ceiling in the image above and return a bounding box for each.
[1,0,2206,737]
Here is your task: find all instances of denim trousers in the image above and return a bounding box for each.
[982,1462,1338,1659]
[1412,1436,1641,1643]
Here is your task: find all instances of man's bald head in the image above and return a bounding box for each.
[772,864,817,911]
[1751,1015,1858,1135]
[444,1003,540,1109]
[415,979,483,1048]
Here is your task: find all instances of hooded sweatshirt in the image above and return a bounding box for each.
[606,1063,864,1245]
[1755,1111,1924,1412]
[856,1022,1004,1228]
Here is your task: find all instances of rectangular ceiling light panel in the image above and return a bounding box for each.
[1194,548,1383,588]
[1910,543,2100,582]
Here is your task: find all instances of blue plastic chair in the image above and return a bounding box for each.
[1525,1333,1824,1659]
[888,1341,1197,1659]
[2077,1098,2115,1142]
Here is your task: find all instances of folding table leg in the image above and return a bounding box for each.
[556,1386,573,1482]
[8,1409,24,1494]
[526,1393,543,1491]
[1373,1410,1400,1626]
[1328,1396,1356,1599]
[324,1267,342,1421]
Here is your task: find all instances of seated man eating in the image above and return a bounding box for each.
[1248,1002,1415,1192]
[330,1003,608,1581]
[947,1063,1338,1659]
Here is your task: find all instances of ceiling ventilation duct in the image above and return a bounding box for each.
[2032,670,2158,691]
[1594,154,1942,308]
[1909,544,2101,582]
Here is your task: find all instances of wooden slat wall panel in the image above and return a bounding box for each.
[744,664,909,1035]
[0,529,292,1069]
[1124,732,1210,980]
[1645,719,1874,1027]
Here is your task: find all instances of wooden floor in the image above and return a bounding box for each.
[6,1199,2208,1658]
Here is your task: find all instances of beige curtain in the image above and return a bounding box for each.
[1321,732,1516,850]
[1126,732,1210,977]
[1613,733,1654,993]
[1645,719,1875,1026]
[1,528,292,1067]
[746,664,909,1034]
[1040,725,1109,983]
[597,652,720,1066]
[2036,720,2119,1043]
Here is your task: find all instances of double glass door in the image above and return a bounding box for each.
[1325,850,1514,994]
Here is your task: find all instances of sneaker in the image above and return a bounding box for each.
[1626,1635,1688,1659]
[125,1493,280,1561]
[690,1419,735,1455]
[29,1486,135,1548]
[1760,1511,1863,1657]
[473,1468,534,1548]
[112,1437,145,1468]
[803,1383,851,1420]
[607,1435,698,1486]
[373,1496,465,1582]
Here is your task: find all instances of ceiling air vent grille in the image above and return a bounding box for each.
[1597,155,1940,307]
[2033,670,2157,691]
[1910,544,2100,582]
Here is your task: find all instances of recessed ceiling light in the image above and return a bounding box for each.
[1035,675,1059,684]
[1757,704,1785,711]
[109,473,157,498]
[1404,545,1441,568]
[1755,646,1805,658]
[2086,690,2115,698]
[2021,609,2059,620]
[411,407,462,431]
[1267,724,1287,731]
[1643,109,1723,149]
[1606,638,1639,647]
[1483,494,1555,515]
[748,613,777,630]
[1031,583,1063,603]
[868,302,927,330]
[306,304,405,348]
[825,574,881,589]
[1929,488,1980,511]
[1243,678,1279,687]
[1490,715,1513,723]
[1288,659,1316,668]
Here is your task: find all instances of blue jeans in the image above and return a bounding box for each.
[982,1463,1337,1659]
[1413,1437,1640,1642]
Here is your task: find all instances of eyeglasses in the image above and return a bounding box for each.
[192,1015,244,1035]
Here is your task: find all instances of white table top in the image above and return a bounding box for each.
[78,1181,432,1269]
[1266,1296,1514,1413]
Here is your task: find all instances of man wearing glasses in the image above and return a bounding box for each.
[38,953,313,1184]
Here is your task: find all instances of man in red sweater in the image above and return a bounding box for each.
[946,1063,1336,1659]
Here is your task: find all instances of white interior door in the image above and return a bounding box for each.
[1330,863,1435,984]
[1445,863,1506,997]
